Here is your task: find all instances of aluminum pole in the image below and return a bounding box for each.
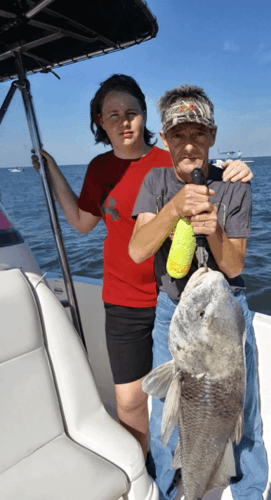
[0,82,17,124]
[14,51,87,351]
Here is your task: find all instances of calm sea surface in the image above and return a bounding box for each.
[0,157,270,316]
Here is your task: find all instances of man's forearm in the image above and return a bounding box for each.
[129,202,179,264]
[207,225,246,278]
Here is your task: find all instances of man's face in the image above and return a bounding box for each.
[160,122,217,183]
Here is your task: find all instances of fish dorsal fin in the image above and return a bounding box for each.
[170,437,182,470]
[142,360,175,398]
[161,372,181,446]
[207,439,236,491]
[231,412,244,445]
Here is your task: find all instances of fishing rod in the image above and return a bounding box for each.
[191,167,209,270]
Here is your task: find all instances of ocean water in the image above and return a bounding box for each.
[0,158,270,316]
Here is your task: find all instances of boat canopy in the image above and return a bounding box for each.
[0,0,158,82]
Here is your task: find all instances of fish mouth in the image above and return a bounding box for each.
[181,268,228,304]
[181,267,211,302]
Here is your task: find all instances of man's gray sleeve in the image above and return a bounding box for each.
[224,182,252,238]
[132,170,157,218]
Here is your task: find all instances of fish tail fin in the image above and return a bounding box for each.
[206,439,236,492]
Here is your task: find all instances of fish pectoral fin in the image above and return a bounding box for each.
[170,437,182,470]
[231,412,244,445]
[142,360,175,398]
[161,372,181,446]
[207,439,236,491]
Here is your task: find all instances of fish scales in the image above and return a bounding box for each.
[142,268,246,500]
[177,372,243,499]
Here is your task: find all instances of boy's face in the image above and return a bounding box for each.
[160,122,217,183]
[98,91,146,153]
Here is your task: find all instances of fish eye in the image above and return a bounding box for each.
[199,310,205,319]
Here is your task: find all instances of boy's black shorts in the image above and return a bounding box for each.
[104,303,156,385]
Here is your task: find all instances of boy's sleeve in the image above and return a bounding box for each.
[78,159,103,217]
[132,170,157,218]
[224,183,252,238]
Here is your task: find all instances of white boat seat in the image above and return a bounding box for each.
[0,268,158,500]
[0,435,127,500]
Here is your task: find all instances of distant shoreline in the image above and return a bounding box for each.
[0,164,89,169]
[1,156,271,169]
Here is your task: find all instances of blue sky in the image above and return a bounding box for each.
[1,0,271,167]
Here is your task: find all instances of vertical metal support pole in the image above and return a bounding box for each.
[0,83,18,125]
[14,51,87,351]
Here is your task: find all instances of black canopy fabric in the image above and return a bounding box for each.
[0,0,158,82]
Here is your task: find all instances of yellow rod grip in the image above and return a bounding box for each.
[166,217,196,279]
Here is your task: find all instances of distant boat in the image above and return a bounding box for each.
[8,167,24,172]
[211,149,253,168]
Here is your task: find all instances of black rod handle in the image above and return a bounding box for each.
[191,167,207,186]
[191,168,207,240]
[191,168,209,269]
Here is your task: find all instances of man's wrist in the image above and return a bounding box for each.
[168,197,182,220]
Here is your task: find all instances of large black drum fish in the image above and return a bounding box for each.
[143,268,246,500]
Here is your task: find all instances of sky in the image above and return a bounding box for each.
[1,0,271,167]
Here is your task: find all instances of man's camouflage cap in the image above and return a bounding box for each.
[162,98,215,134]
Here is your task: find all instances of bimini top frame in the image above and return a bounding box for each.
[0,0,158,82]
[0,0,158,350]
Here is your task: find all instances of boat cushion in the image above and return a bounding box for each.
[0,270,64,473]
[0,269,128,498]
[0,434,127,500]
[29,271,145,482]
[0,347,64,474]
[0,265,44,364]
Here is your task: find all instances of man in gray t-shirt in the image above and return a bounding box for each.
[129,85,250,290]
[129,84,267,500]
[132,164,251,301]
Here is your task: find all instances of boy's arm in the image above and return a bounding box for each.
[32,149,101,234]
